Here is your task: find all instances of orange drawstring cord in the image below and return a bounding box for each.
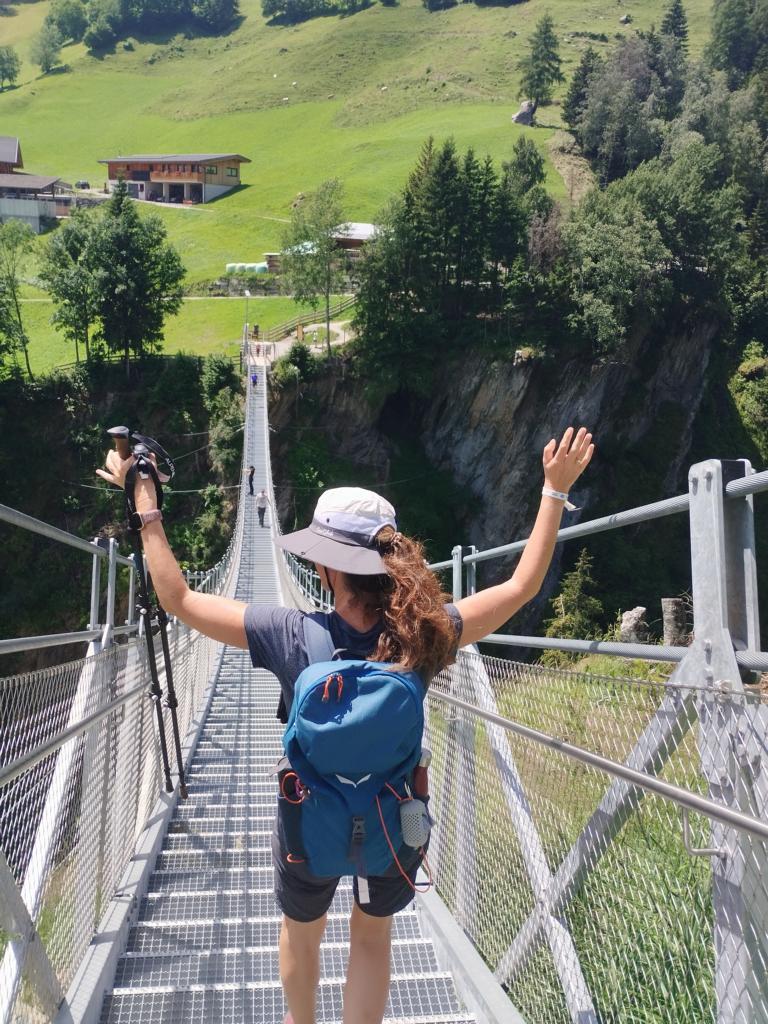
[280,771,305,805]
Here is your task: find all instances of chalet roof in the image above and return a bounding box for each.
[0,172,60,191]
[333,222,377,242]
[0,136,22,167]
[97,153,251,164]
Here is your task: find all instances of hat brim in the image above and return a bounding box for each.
[276,527,388,576]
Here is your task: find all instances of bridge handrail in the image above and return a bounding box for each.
[0,502,134,566]
[260,294,356,344]
[429,467,768,571]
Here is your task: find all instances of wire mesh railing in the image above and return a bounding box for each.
[0,624,225,1022]
[425,651,768,1024]
[0,412,246,1023]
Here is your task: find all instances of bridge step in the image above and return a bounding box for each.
[113,940,444,987]
[127,913,424,954]
[101,977,474,1024]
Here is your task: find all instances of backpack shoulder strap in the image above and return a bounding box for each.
[303,612,336,665]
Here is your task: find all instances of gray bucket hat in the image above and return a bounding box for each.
[275,487,397,575]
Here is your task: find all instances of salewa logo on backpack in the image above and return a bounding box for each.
[335,773,372,788]
[280,655,425,881]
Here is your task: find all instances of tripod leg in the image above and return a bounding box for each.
[131,547,174,793]
[156,604,188,800]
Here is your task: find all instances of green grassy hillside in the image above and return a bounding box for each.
[1,0,713,361]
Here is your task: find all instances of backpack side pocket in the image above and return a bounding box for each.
[276,758,307,863]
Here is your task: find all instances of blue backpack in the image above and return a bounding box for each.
[279,614,425,879]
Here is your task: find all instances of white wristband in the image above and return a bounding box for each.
[542,487,578,512]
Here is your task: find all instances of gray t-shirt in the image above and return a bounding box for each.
[244,604,463,722]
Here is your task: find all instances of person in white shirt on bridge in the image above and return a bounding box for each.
[256,488,269,527]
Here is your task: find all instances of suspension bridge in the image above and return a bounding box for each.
[1,352,768,1024]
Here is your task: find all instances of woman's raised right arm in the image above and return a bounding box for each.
[97,449,249,649]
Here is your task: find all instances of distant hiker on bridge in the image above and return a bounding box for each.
[256,487,269,526]
[247,465,255,495]
[96,425,594,1024]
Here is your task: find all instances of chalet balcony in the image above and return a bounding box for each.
[149,170,205,183]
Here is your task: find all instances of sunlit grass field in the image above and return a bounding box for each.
[2,0,713,364]
[19,296,332,372]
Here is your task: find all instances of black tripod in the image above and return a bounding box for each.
[108,426,188,799]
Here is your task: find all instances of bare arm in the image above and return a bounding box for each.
[455,427,594,647]
[97,451,248,648]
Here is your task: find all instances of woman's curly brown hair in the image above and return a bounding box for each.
[342,525,457,679]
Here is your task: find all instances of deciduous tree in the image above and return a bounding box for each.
[39,210,99,364]
[281,179,348,358]
[87,180,185,375]
[0,46,21,91]
[193,0,240,27]
[0,222,35,379]
[30,22,63,74]
[47,0,88,42]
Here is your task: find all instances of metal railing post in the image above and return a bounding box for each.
[0,849,63,1021]
[688,459,762,1024]
[101,538,117,648]
[126,561,136,626]
[451,545,463,603]
[466,545,478,596]
[88,544,101,633]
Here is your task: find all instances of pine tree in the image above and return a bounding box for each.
[542,548,604,663]
[562,46,604,133]
[503,136,546,192]
[708,0,759,85]
[518,13,565,112]
[661,0,689,51]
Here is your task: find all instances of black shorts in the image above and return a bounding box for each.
[271,825,427,923]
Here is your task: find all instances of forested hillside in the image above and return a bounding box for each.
[270,0,768,642]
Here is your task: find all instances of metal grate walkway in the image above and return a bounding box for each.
[99,370,476,1024]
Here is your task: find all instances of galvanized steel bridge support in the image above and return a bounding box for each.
[441,459,768,1024]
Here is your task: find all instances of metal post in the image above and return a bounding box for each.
[466,545,478,596]
[88,546,100,632]
[101,538,117,648]
[451,545,463,603]
[127,562,136,626]
[0,850,63,1021]
[689,459,760,1024]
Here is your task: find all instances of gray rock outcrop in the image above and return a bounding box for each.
[620,607,649,644]
[512,100,536,125]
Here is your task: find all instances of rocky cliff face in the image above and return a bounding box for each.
[269,318,718,629]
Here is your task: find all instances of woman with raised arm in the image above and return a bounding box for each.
[97,425,594,1024]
